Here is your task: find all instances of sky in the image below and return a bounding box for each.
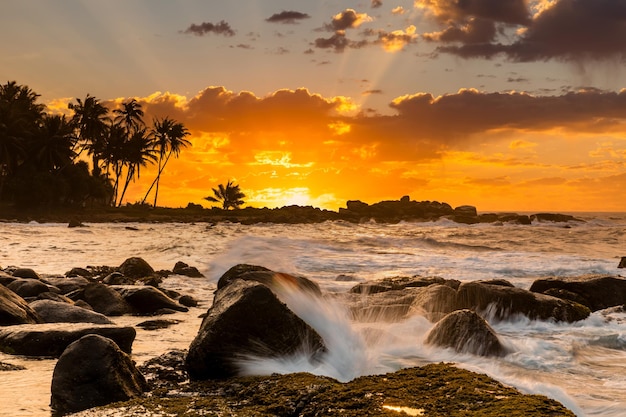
[2,0,626,212]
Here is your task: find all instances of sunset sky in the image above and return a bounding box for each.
[2,0,626,212]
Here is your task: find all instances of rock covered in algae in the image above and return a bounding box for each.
[70,363,575,417]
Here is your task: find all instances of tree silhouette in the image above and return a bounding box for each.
[204,180,246,210]
[142,116,190,207]
[68,94,110,176]
[113,98,145,135]
[116,128,157,206]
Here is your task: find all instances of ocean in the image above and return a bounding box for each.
[1,214,625,416]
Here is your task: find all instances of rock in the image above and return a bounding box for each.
[43,276,90,294]
[425,309,508,357]
[619,257,626,269]
[529,275,626,311]
[117,286,189,315]
[179,294,198,307]
[186,279,326,380]
[67,218,86,228]
[456,281,590,322]
[530,213,583,223]
[173,261,205,278]
[0,285,42,325]
[6,278,55,298]
[79,283,130,316]
[35,291,75,304]
[138,349,188,387]
[29,299,114,324]
[136,319,181,330]
[50,334,147,415]
[11,268,40,279]
[102,271,133,285]
[217,264,322,296]
[454,205,478,223]
[349,276,454,295]
[65,267,92,278]
[0,323,136,357]
[1,361,25,371]
[119,257,155,278]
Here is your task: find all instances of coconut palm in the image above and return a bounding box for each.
[116,128,157,206]
[204,180,246,210]
[30,114,78,172]
[141,116,190,207]
[68,94,110,176]
[113,98,144,135]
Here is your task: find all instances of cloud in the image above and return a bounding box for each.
[182,20,236,37]
[326,9,374,31]
[372,0,383,8]
[266,11,311,24]
[313,32,369,52]
[369,26,419,52]
[392,7,406,15]
[415,0,531,25]
[427,0,626,61]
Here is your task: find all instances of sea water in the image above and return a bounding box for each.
[0,214,625,416]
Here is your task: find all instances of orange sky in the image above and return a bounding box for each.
[4,1,626,212]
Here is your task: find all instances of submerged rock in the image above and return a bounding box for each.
[51,334,147,415]
[0,323,135,357]
[173,261,204,278]
[117,286,188,315]
[425,309,508,357]
[186,279,326,380]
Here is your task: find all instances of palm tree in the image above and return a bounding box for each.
[204,180,246,210]
[68,94,110,176]
[116,128,157,206]
[113,98,144,135]
[142,116,190,207]
[0,81,45,199]
[30,114,78,172]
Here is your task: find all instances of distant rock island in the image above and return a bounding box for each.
[0,196,583,225]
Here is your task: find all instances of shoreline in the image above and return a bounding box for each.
[0,198,589,226]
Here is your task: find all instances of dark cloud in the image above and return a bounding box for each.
[314,32,369,52]
[266,11,311,24]
[371,0,383,8]
[416,0,531,26]
[182,21,235,37]
[423,17,497,43]
[428,0,626,62]
[363,89,383,95]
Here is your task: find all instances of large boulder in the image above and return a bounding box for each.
[29,299,114,324]
[11,268,40,279]
[77,283,130,316]
[0,285,42,325]
[118,257,155,279]
[529,275,626,311]
[217,264,321,296]
[6,278,54,298]
[186,279,326,380]
[50,334,147,415]
[116,286,189,315]
[455,281,590,322]
[425,309,508,357]
[0,323,136,357]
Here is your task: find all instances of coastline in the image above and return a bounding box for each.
[0,198,586,226]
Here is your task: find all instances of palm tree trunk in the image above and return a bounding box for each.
[117,165,135,207]
[142,151,173,207]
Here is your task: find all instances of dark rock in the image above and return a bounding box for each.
[0,285,42,325]
[530,275,626,312]
[425,309,508,357]
[136,319,181,330]
[43,276,90,294]
[35,291,75,304]
[456,281,590,322]
[0,323,136,357]
[1,361,25,371]
[80,283,130,316]
[618,257,626,269]
[346,200,369,211]
[530,213,583,223]
[186,279,326,380]
[454,205,478,217]
[173,261,205,277]
[345,289,418,322]
[7,278,57,298]
[11,268,40,279]
[0,272,16,286]
[50,334,147,415]
[67,219,86,228]
[179,294,198,307]
[119,257,155,279]
[217,264,322,296]
[117,286,189,315]
[349,276,453,295]
[139,349,187,387]
[102,271,132,285]
[65,267,92,278]
[29,299,114,324]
